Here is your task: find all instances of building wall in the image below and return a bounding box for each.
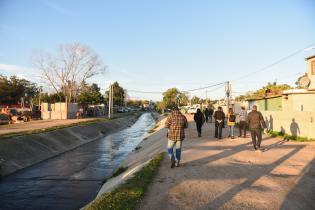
[41,102,78,120]
[259,93,315,139]
[307,56,315,89]
[254,97,282,111]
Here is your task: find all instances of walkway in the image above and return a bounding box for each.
[139,115,315,210]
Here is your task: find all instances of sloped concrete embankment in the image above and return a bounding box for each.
[0,114,140,177]
[94,114,168,197]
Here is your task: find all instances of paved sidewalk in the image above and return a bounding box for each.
[139,115,315,210]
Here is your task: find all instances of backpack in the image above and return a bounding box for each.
[229,114,236,122]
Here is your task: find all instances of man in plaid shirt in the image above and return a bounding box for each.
[165,107,188,168]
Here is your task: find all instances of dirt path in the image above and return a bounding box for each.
[139,115,315,210]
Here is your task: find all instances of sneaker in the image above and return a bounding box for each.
[175,160,180,167]
[170,159,175,168]
[231,136,235,139]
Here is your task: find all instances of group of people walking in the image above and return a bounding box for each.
[165,105,266,168]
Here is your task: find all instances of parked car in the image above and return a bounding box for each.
[117,107,125,113]
[187,107,197,114]
[0,113,10,125]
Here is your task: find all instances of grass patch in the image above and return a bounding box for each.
[111,166,128,178]
[267,131,315,142]
[85,153,165,210]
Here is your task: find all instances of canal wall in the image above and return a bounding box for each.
[0,114,141,178]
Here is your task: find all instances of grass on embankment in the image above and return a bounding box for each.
[85,152,165,210]
[0,112,143,140]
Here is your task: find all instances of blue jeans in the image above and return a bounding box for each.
[229,125,234,137]
[167,140,182,161]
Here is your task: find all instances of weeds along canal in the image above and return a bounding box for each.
[0,113,156,210]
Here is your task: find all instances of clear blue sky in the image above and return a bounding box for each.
[1,0,315,101]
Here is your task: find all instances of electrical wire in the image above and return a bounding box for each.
[231,42,315,82]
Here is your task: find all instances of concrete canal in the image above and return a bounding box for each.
[0,113,155,210]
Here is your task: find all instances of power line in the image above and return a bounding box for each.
[182,82,226,92]
[232,42,315,82]
[127,89,163,94]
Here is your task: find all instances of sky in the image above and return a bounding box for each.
[0,0,315,101]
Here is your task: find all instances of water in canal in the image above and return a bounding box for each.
[0,113,156,210]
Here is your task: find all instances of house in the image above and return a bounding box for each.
[247,55,315,139]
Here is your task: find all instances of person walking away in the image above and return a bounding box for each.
[203,108,210,123]
[247,105,266,151]
[213,106,225,139]
[227,108,236,139]
[208,107,214,123]
[165,107,188,168]
[238,106,247,137]
[194,108,205,137]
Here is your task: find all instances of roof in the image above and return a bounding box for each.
[305,55,315,60]
[246,95,282,101]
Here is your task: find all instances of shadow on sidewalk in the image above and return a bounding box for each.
[279,157,315,210]
[199,144,306,209]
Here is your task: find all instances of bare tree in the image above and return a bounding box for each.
[33,43,106,103]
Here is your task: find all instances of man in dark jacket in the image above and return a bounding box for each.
[194,108,205,137]
[213,106,225,139]
[165,107,188,168]
[247,105,266,151]
[203,108,210,123]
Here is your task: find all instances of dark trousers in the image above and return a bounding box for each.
[250,129,262,149]
[196,123,202,137]
[205,116,209,123]
[215,121,223,139]
[239,121,247,137]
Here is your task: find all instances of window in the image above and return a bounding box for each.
[300,104,303,112]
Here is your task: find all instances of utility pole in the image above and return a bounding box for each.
[108,83,113,119]
[225,81,231,109]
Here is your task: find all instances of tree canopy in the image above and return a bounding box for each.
[105,82,125,106]
[33,43,106,103]
[0,75,38,105]
[235,82,292,101]
[77,83,104,104]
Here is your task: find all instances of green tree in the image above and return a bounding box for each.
[162,88,180,108]
[155,101,165,113]
[77,83,104,104]
[190,96,202,105]
[235,82,292,101]
[0,75,38,105]
[105,82,125,106]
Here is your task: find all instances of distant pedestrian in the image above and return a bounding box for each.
[165,106,188,168]
[203,108,210,123]
[208,107,214,123]
[238,106,247,138]
[213,106,225,139]
[227,108,236,139]
[194,108,205,137]
[247,105,266,151]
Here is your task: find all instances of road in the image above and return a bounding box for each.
[0,113,155,210]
